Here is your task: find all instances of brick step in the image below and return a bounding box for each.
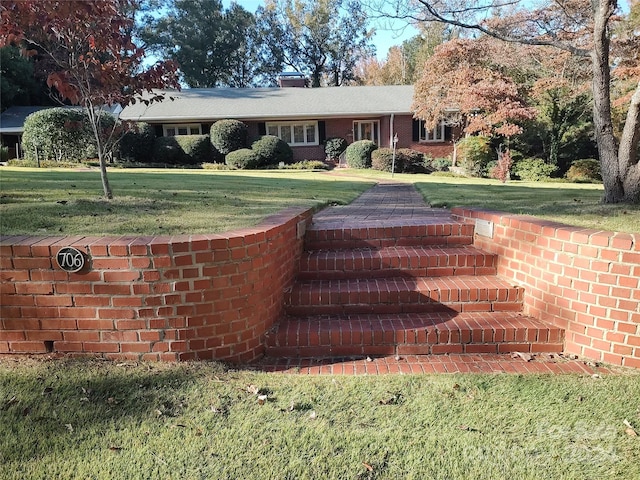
[305,222,475,250]
[265,312,565,358]
[284,275,524,316]
[298,246,497,280]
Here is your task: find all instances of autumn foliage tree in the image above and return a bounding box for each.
[0,0,179,199]
[372,0,640,203]
[413,37,536,167]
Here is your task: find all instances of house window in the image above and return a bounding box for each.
[353,120,380,143]
[420,120,446,142]
[266,121,318,146]
[163,124,202,136]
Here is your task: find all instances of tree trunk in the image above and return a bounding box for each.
[86,103,114,199]
[592,0,625,203]
[618,81,640,203]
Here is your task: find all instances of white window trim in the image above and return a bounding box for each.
[353,120,380,143]
[265,121,319,146]
[420,120,446,143]
[163,123,202,136]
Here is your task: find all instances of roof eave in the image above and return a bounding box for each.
[119,111,415,123]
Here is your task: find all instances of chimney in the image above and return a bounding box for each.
[277,72,308,88]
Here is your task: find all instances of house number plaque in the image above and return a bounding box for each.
[56,247,87,273]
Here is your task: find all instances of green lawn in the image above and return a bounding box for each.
[1,166,638,235]
[0,167,373,236]
[1,358,639,480]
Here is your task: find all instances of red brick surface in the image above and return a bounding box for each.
[0,208,312,362]
[452,207,640,368]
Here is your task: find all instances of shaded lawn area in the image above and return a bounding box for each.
[0,168,374,236]
[1,358,639,480]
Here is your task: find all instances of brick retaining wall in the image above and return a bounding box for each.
[0,207,313,362]
[452,208,640,368]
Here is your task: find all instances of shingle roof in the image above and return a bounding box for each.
[0,105,122,134]
[0,106,53,134]
[119,85,414,122]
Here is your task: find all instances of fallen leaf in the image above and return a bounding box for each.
[309,411,317,419]
[623,420,637,437]
[154,409,163,417]
[363,462,374,472]
[65,424,73,432]
[257,395,268,405]
[511,352,533,362]
[246,385,259,395]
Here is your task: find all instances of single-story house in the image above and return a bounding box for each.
[119,81,457,162]
[0,104,122,159]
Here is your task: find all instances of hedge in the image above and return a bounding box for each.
[345,140,377,169]
[22,107,115,162]
[210,119,248,155]
[514,158,558,181]
[251,135,293,167]
[565,159,602,182]
[119,122,155,163]
[225,148,261,169]
[152,135,214,165]
[456,136,493,177]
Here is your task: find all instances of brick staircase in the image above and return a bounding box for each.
[265,215,565,359]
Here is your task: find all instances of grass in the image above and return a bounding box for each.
[342,170,640,234]
[0,358,639,480]
[1,166,639,235]
[0,167,374,236]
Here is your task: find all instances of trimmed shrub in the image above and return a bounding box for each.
[1,145,9,162]
[119,122,155,163]
[152,135,215,165]
[566,159,602,182]
[514,158,558,181]
[251,135,293,167]
[152,137,183,164]
[174,135,215,165]
[398,148,427,173]
[284,160,330,170]
[225,148,260,169]
[345,140,377,169]
[456,136,493,177]
[324,137,348,161]
[429,157,452,172]
[371,148,396,172]
[210,119,248,155]
[22,107,115,162]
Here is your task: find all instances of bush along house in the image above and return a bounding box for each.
[119,74,459,163]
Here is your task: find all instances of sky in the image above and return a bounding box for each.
[221,0,419,59]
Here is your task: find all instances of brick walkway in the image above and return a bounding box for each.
[250,353,617,375]
[310,182,452,227]
[253,183,620,376]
